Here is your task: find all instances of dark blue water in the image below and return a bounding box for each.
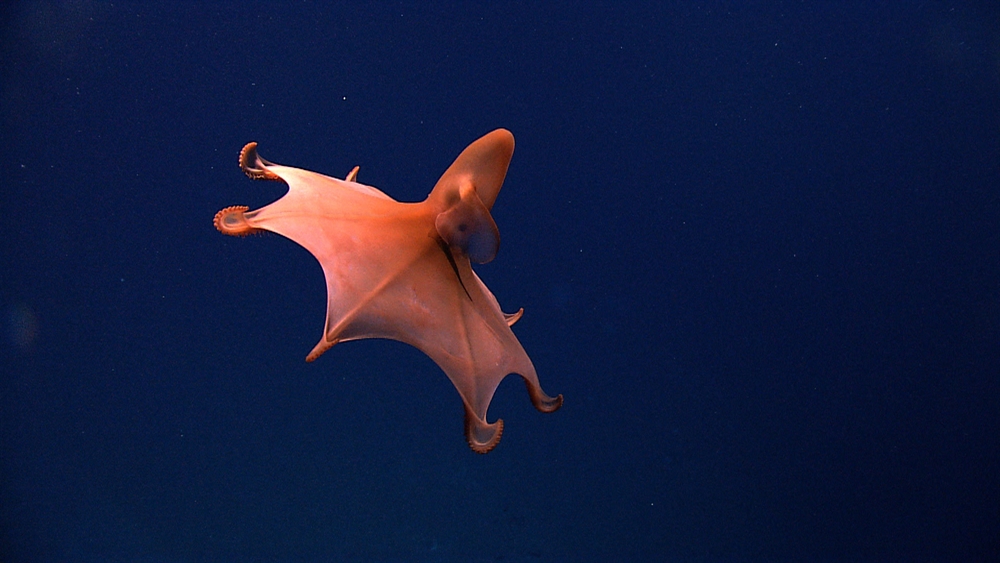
[2,3,997,561]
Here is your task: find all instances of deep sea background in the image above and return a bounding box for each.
[2,2,998,562]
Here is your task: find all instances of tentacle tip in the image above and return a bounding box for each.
[239,142,281,181]
[540,393,564,413]
[465,409,504,454]
[214,206,262,236]
[345,165,360,182]
[527,381,563,414]
[505,307,524,327]
[306,336,338,363]
[238,142,258,176]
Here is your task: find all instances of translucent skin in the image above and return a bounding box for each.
[214,130,562,453]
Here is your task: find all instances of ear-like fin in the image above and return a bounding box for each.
[435,181,500,264]
[429,129,514,211]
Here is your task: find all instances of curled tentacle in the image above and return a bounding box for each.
[214,206,263,236]
[239,142,282,181]
[525,378,563,414]
[464,404,504,454]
